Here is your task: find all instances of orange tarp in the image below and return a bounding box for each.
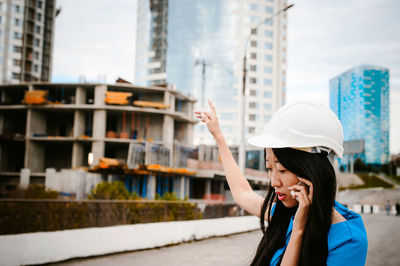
[23,90,48,105]
[105,91,132,105]
[133,100,170,109]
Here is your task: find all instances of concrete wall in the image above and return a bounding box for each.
[0,216,259,266]
[45,168,102,196]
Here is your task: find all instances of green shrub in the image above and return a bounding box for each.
[88,181,130,200]
[352,174,393,189]
[9,184,59,199]
[130,191,141,200]
[154,192,181,201]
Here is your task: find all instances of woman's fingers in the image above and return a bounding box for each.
[208,100,217,118]
[297,177,313,202]
[289,185,311,205]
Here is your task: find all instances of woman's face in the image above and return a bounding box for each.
[265,148,299,208]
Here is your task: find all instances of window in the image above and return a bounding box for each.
[249,114,259,121]
[34,38,40,46]
[264,103,272,110]
[264,79,272,86]
[248,127,256,134]
[249,102,258,109]
[250,65,257,72]
[265,6,274,13]
[12,72,21,80]
[13,46,22,53]
[35,26,40,33]
[264,54,273,62]
[250,40,257,47]
[265,30,273,37]
[264,66,272,73]
[14,5,21,13]
[264,115,271,122]
[13,59,21,66]
[250,53,257,59]
[34,51,39,59]
[250,89,257,96]
[0,16,2,24]
[14,19,20,26]
[33,64,38,72]
[264,42,273,49]
[13,32,21,39]
[264,91,272,98]
[36,13,42,21]
[37,1,42,8]
[251,28,257,35]
[251,16,261,23]
[249,3,259,11]
[249,77,257,84]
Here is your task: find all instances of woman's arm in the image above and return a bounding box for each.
[195,101,264,217]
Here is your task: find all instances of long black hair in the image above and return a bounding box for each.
[250,148,337,266]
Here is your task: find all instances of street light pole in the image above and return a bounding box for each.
[238,3,294,173]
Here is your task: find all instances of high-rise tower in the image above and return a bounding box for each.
[135,0,288,146]
[330,65,390,166]
[0,0,56,83]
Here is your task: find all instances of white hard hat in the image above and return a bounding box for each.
[248,101,344,160]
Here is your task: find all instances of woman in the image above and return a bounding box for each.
[195,101,368,266]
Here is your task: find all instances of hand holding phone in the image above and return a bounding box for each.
[290,181,309,201]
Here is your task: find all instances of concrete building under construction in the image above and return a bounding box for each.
[0,82,268,199]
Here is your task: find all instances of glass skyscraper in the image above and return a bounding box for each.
[135,0,288,146]
[329,65,390,167]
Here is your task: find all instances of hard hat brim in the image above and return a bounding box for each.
[248,133,293,149]
[248,133,343,158]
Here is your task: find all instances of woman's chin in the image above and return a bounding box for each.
[282,199,298,208]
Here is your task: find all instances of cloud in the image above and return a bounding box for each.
[286,0,400,154]
[52,0,137,83]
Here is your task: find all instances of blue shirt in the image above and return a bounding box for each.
[270,201,368,265]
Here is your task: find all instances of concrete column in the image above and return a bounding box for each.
[162,115,174,144]
[45,168,56,189]
[91,109,106,165]
[25,141,45,172]
[205,179,211,199]
[94,84,107,106]
[164,90,175,111]
[146,174,156,199]
[72,142,84,168]
[19,168,30,189]
[185,176,190,199]
[26,109,46,137]
[73,111,85,137]
[75,86,87,105]
[75,169,86,200]
[186,124,194,146]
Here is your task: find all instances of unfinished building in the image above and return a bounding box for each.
[0,82,268,199]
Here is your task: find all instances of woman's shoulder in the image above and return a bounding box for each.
[326,201,368,265]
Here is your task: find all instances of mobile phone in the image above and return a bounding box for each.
[290,181,309,200]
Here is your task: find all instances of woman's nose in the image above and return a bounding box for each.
[270,171,281,188]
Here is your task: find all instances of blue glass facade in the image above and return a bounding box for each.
[166,0,237,108]
[329,65,390,166]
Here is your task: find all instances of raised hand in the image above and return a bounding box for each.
[194,100,223,139]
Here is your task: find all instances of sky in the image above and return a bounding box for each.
[52,0,400,154]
